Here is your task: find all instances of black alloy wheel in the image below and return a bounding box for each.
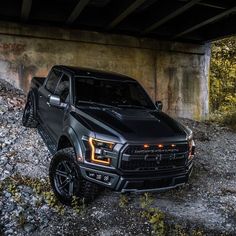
[54,160,79,198]
[49,148,100,205]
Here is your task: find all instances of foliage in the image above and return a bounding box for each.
[148,208,165,236]
[18,212,27,228]
[1,174,90,218]
[222,110,236,130]
[139,193,207,235]
[210,36,236,113]
[72,196,86,215]
[119,194,129,208]
[171,224,188,236]
[2,175,65,214]
[140,192,154,209]
[139,193,165,236]
[209,109,236,130]
[169,224,204,236]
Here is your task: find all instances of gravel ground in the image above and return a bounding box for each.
[0,78,236,236]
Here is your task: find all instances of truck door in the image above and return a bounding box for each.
[38,69,62,131]
[46,73,70,141]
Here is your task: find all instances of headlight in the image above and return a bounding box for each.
[88,137,115,165]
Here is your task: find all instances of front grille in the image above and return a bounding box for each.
[124,143,188,155]
[121,158,187,171]
[120,143,188,171]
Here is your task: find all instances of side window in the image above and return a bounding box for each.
[54,74,70,103]
[45,69,62,93]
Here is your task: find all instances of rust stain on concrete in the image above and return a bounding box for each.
[0,43,26,54]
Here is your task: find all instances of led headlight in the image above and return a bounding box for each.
[88,137,115,165]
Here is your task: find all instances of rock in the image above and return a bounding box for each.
[4,228,13,235]
[23,223,36,233]
[0,156,8,166]
[21,185,33,195]
[4,191,12,198]
[5,164,13,172]
[5,202,16,212]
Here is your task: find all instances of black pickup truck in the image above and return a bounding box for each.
[22,65,195,205]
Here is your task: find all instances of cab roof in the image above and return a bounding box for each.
[53,65,136,82]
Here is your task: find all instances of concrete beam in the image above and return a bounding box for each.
[196,2,227,10]
[143,0,201,34]
[174,6,236,38]
[178,0,227,10]
[66,0,90,24]
[0,21,207,54]
[107,0,147,30]
[21,0,32,21]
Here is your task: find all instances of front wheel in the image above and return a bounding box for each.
[49,148,99,205]
[22,92,38,128]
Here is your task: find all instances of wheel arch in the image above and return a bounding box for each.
[57,135,72,150]
[28,89,38,115]
[57,127,83,162]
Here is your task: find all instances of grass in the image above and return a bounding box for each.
[1,174,90,216]
[119,194,129,208]
[138,192,209,236]
[139,193,165,235]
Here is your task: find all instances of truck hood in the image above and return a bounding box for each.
[77,107,189,142]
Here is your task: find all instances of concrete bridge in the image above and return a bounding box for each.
[0,0,235,120]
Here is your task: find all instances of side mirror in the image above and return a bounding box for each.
[155,101,163,111]
[49,95,67,109]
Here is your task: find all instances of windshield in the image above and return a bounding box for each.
[74,77,155,109]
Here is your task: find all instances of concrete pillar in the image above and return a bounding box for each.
[156,45,211,120]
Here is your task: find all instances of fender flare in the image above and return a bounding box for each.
[57,126,84,163]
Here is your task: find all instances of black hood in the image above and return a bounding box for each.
[77,107,188,142]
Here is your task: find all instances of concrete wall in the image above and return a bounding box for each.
[0,21,210,120]
[156,50,210,120]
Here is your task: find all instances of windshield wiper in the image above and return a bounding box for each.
[77,100,117,109]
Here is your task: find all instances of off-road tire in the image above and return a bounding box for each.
[49,147,99,205]
[22,92,38,128]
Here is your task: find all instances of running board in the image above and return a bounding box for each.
[38,125,57,154]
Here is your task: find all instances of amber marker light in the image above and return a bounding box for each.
[143,144,149,148]
[157,144,164,148]
[171,144,176,148]
[88,137,113,165]
[108,143,114,149]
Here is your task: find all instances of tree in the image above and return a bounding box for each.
[210,36,236,112]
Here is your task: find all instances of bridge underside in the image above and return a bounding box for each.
[1,0,235,43]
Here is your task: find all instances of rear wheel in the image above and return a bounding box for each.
[49,148,99,205]
[22,92,38,128]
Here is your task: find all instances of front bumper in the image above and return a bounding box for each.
[79,161,193,193]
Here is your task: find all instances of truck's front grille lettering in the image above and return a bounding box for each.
[121,143,188,171]
[124,144,188,155]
